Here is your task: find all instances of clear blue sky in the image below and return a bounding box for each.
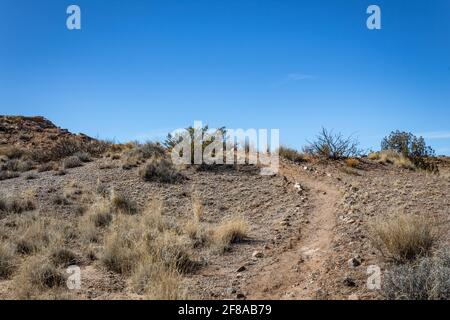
[1,0,449,154]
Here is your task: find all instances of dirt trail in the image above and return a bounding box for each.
[247,163,341,299]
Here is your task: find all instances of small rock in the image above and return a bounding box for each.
[348,257,362,268]
[343,277,357,287]
[252,251,264,259]
[348,294,359,300]
[236,266,246,272]
[236,293,246,299]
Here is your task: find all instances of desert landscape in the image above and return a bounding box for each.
[0,115,448,300]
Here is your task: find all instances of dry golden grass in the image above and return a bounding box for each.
[14,256,66,299]
[278,146,306,163]
[370,151,415,170]
[369,213,437,263]
[101,215,142,274]
[146,230,196,273]
[0,191,36,214]
[49,245,80,268]
[79,198,114,243]
[131,258,186,299]
[110,189,137,215]
[15,216,60,255]
[0,242,16,279]
[345,158,360,168]
[212,216,249,252]
[185,195,209,247]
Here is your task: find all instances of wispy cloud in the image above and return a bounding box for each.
[287,73,317,81]
[415,131,450,139]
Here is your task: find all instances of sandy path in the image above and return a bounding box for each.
[247,162,341,299]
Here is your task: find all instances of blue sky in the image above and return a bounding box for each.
[1,0,449,154]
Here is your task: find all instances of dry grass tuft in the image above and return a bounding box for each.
[147,230,197,273]
[369,213,437,263]
[131,258,186,299]
[0,192,36,214]
[185,195,209,247]
[79,199,114,243]
[15,217,58,255]
[14,256,66,299]
[0,242,17,279]
[139,158,183,183]
[101,215,141,275]
[278,146,306,163]
[62,156,83,169]
[49,246,80,267]
[345,158,360,168]
[110,189,137,215]
[212,216,249,252]
[370,151,415,170]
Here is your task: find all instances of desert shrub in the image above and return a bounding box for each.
[131,258,186,299]
[184,196,209,247]
[139,158,184,183]
[49,247,80,267]
[78,199,114,243]
[1,159,34,172]
[74,151,91,163]
[139,142,166,159]
[31,138,111,163]
[147,230,197,273]
[278,146,306,163]
[0,242,16,279]
[164,125,227,164]
[15,256,66,296]
[369,213,437,263]
[0,193,36,214]
[101,216,142,275]
[16,217,56,255]
[51,194,70,206]
[0,146,26,159]
[95,178,109,197]
[212,216,249,252]
[305,127,361,160]
[110,189,137,215]
[141,200,169,232]
[0,170,20,181]
[371,150,415,169]
[383,249,450,300]
[62,156,83,169]
[345,158,360,168]
[24,172,37,180]
[368,152,380,160]
[82,200,113,228]
[381,131,437,171]
[37,162,56,172]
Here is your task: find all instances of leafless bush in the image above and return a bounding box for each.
[305,127,361,160]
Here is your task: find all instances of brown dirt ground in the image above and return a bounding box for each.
[0,155,449,300]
